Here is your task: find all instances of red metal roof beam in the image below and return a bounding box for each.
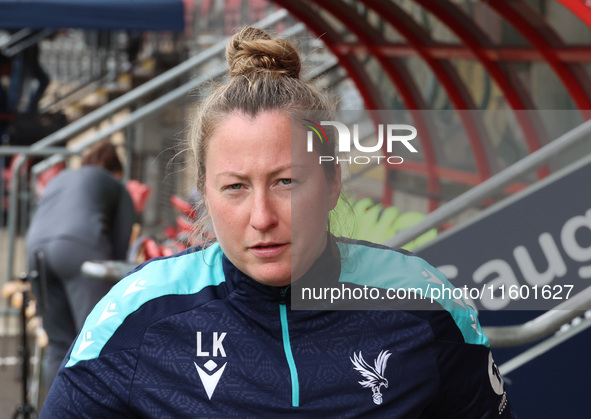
[333,43,591,62]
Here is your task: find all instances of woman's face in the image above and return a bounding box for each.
[204,111,341,287]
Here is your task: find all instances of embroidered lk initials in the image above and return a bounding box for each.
[196,332,227,357]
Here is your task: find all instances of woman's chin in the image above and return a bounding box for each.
[248,264,292,287]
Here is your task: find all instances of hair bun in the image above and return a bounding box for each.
[226,27,301,79]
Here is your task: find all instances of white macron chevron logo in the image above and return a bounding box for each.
[194,361,227,400]
[122,278,147,297]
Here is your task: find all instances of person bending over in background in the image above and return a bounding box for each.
[26,141,135,390]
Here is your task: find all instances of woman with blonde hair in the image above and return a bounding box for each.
[41,29,513,418]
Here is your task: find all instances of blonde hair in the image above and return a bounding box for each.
[188,27,338,241]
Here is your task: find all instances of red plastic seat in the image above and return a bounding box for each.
[170,194,196,219]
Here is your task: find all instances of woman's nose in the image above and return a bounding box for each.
[250,191,278,231]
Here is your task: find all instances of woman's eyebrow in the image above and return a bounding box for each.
[215,164,303,179]
[214,171,248,180]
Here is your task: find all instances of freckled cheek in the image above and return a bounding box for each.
[209,208,248,258]
[205,197,246,238]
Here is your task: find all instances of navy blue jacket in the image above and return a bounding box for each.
[41,238,513,418]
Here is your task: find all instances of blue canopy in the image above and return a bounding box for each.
[0,0,185,31]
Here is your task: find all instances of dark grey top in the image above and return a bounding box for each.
[27,166,135,260]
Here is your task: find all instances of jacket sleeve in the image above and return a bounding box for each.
[427,333,516,418]
[40,348,139,418]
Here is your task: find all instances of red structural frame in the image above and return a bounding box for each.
[414,0,551,180]
[484,0,591,117]
[317,0,445,210]
[273,0,385,110]
[557,0,591,30]
[362,0,497,209]
[268,0,591,208]
[329,43,591,62]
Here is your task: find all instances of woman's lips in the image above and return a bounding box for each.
[249,243,288,258]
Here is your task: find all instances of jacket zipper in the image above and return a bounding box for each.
[279,286,299,407]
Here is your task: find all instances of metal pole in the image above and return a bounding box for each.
[32,70,219,174]
[0,152,5,228]
[19,164,28,250]
[0,147,75,156]
[483,285,591,347]
[385,117,591,248]
[123,125,134,183]
[499,313,591,376]
[6,155,25,284]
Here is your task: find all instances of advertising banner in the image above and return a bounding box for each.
[417,154,591,311]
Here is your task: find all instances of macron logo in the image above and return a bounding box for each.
[97,301,118,325]
[77,331,94,355]
[422,269,466,308]
[195,361,227,400]
[422,269,442,285]
[470,314,482,336]
[122,278,147,297]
